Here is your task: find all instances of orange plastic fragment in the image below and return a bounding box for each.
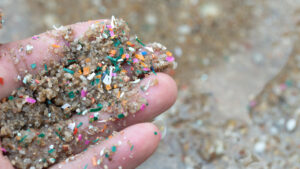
[106,85,112,90]
[52,44,61,48]
[85,58,91,63]
[166,51,173,56]
[135,54,145,61]
[83,67,90,76]
[122,100,128,106]
[117,91,121,99]
[126,41,135,47]
[92,156,97,166]
[110,50,117,56]
[121,70,127,74]
[141,62,148,67]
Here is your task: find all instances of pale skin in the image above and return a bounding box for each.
[0,20,177,169]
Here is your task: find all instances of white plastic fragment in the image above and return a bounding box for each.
[26,45,34,53]
[61,103,71,109]
[145,46,154,53]
[49,145,54,149]
[103,74,112,85]
[111,15,116,28]
[68,122,76,131]
[130,79,140,84]
[87,73,96,80]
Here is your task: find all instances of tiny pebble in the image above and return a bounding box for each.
[286,119,297,132]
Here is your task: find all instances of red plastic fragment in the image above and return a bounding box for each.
[0,77,4,85]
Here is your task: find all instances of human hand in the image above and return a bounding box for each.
[0,20,177,169]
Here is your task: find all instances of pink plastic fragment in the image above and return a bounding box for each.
[110,31,115,37]
[78,134,82,141]
[1,147,7,153]
[81,89,87,97]
[143,68,150,71]
[140,104,146,111]
[166,56,175,62]
[85,140,90,145]
[32,36,39,40]
[280,83,287,91]
[133,58,139,63]
[26,97,36,104]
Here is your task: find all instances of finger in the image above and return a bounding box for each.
[0,142,14,169]
[0,19,106,98]
[60,72,176,154]
[50,123,161,169]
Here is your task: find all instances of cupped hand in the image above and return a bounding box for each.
[0,20,177,169]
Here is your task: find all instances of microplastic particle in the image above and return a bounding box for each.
[112,146,117,152]
[63,68,74,74]
[31,63,37,69]
[117,113,125,119]
[0,77,3,85]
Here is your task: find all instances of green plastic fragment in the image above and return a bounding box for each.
[31,63,37,69]
[63,68,74,74]
[112,146,117,152]
[113,39,121,47]
[93,138,100,143]
[90,106,102,112]
[55,131,64,141]
[8,96,14,100]
[285,80,293,87]
[96,66,102,71]
[117,113,125,119]
[67,59,77,63]
[48,149,55,154]
[136,37,146,47]
[77,122,83,128]
[18,135,27,143]
[119,47,124,56]
[38,133,45,138]
[107,56,117,65]
[90,80,95,86]
[44,64,48,71]
[68,91,75,99]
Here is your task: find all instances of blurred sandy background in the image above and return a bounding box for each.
[0,0,300,168]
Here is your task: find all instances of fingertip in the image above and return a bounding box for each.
[145,72,177,114]
[125,123,161,154]
[125,73,177,124]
